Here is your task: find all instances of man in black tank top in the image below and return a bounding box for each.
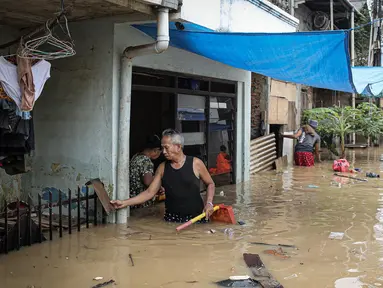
[111,129,216,223]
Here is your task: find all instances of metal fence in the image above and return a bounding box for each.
[0,186,107,254]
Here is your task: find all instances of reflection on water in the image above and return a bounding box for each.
[3,149,383,287]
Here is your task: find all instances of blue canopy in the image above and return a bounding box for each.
[352,66,383,97]
[134,23,383,96]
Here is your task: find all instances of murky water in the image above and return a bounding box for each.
[3,149,383,288]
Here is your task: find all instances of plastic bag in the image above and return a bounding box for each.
[333,159,350,172]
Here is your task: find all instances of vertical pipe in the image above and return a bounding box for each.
[85,186,89,228]
[68,189,72,235]
[16,198,20,250]
[27,195,32,246]
[94,190,98,226]
[116,8,170,224]
[206,82,211,168]
[49,191,53,241]
[290,0,294,16]
[58,190,63,238]
[351,8,356,144]
[38,194,42,243]
[330,0,334,30]
[77,187,81,232]
[116,58,133,224]
[4,199,8,254]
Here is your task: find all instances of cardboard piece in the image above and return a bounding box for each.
[85,179,115,215]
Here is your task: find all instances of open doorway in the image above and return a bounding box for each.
[269,124,283,158]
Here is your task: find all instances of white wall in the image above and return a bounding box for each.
[181,0,298,32]
[113,24,251,183]
[29,19,115,199]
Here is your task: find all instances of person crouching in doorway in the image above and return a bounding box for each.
[130,135,163,209]
[282,120,321,166]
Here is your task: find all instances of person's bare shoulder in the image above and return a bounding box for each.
[193,157,205,168]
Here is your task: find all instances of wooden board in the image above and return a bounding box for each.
[243,253,284,288]
[87,179,115,215]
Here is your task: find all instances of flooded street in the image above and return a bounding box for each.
[2,149,383,287]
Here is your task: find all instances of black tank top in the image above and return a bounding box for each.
[162,156,204,217]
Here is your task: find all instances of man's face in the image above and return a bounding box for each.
[161,136,181,160]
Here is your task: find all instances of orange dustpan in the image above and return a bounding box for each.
[176,204,236,232]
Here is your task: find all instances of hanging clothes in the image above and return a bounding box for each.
[17,56,35,111]
[0,56,50,111]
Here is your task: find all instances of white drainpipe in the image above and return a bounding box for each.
[116,8,170,224]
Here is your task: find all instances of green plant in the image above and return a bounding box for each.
[355,102,383,143]
[302,106,360,158]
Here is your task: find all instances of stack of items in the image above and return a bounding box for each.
[0,55,51,175]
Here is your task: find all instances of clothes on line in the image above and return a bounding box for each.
[18,56,35,111]
[0,56,51,111]
[0,98,35,157]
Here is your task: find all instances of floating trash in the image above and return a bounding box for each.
[329,232,345,240]
[308,185,319,188]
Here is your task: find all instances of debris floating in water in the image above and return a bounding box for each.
[91,279,115,288]
[93,277,104,281]
[250,242,297,249]
[129,253,134,266]
[284,274,298,280]
[308,185,319,188]
[216,277,262,287]
[329,232,345,240]
[263,247,290,259]
[334,173,368,182]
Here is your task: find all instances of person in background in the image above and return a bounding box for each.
[282,120,321,166]
[129,135,163,209]
[216,145,231,174]
[111,129,215,223]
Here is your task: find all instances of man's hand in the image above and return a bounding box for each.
[158,186,165,195]
[204,203,215,220]
[110,200,126,210]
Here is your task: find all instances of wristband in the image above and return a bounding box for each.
[207,202,214,207]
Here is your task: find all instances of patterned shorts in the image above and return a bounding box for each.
[164,211,208,223]
[294,152,315,166]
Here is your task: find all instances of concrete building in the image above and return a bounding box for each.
[0,0,298,223]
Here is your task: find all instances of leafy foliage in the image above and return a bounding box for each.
[355,3,371,66]
[302,103,383,158]
[355,102,383,142]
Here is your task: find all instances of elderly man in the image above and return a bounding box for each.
[111,129,215,223]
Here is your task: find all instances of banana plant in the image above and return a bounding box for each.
[303,107,360,158]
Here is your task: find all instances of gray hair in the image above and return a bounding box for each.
[162,129,184,147]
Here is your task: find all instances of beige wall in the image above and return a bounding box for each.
[268,80,295,125]
[270,80,296,102]
[269,96,288,124]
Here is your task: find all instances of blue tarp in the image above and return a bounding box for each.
[134,23,383,96]
[352,67,383,97]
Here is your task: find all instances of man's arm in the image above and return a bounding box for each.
[314,142,321,162]
[111,163,164,209]
[282,129,302,139]
[194,158,215,215]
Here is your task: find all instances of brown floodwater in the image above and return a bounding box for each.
[2,148,383,288]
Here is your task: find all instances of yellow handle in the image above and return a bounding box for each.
[190,205,220,223]
[176,205,220,232]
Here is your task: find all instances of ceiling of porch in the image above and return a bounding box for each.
[0,0,156,29]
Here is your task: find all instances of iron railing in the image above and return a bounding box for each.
[0,186,107,254]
